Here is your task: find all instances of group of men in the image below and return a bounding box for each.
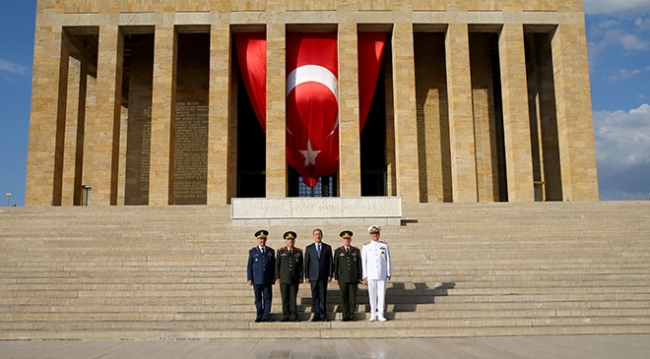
[246,225,392,323]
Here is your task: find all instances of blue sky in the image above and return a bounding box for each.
[0,1,648,206]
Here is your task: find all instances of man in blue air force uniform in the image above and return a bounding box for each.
[247,229,275,322]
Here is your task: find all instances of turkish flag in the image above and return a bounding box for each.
[286,33,339,187]
[235,32,267,132]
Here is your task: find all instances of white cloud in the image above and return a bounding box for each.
[620,33,650,50]
[585,0,650,15]
[587,17,649,74]
[595,103,650,200]
[0,59,28,75]
[607,66,650,80]
[594,103,650,167]
[592,29,650,52]
[636,17,650,29]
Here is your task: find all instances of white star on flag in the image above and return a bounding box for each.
[299,139,320,167]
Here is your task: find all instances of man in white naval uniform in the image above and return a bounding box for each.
[362,225,392,322]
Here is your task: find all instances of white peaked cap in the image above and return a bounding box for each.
[368,225,381,233]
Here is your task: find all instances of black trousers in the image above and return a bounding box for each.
[338,281,358,320]
[280,282,299,320]
[310,279,328,319]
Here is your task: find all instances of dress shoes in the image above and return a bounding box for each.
[255,318,262,323]
[369,315,377,322]
[378,316,387,322]
[311,316,321,322]
[281,318,290,322]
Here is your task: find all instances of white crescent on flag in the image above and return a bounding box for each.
[286,65,339,100]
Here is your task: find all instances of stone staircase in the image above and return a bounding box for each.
[1,201,649,339]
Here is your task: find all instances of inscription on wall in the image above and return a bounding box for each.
[173,101,209,204]
[141,106,151,192]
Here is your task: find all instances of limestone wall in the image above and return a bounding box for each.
[39,0,584,14]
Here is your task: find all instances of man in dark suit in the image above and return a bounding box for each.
[247,229,275,322]
[275,230,303,322]
[334,230,362,322]
[304,228,333,321]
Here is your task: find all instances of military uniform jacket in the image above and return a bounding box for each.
[275,247,304,284]
[362,240,392,280]
[333,246,362,283]
[247,246,276,285]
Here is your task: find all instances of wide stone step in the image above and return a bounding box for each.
[2,284,648,301]
[2,323,650,340]
[4,306,649,322]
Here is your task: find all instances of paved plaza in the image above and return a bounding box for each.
[1,335,649,358]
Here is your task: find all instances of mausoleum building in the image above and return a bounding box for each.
[26,0,599,206]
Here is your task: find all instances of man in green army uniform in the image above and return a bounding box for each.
[333,230,362,322]
[275,230,304,321]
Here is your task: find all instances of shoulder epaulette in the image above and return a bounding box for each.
[364,241,371,245]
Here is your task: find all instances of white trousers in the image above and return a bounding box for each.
[367,279,387,317]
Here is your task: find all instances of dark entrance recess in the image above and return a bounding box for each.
[360,54,388,196]
[236,69,266,198]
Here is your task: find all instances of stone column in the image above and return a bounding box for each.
[499,24,534,202]
[117,105,128,205]
[82,73,97,205]
[392,23,420,203]
[149,24,177,205]
[62,58,86,206]
[384,58,397,197]
[26,26,67,206]
[338,24,361,197]
[86,25,123,206]
[551,23,599,201]
[266,23,287,198]
[207,24,233,204]
[445,24,478,203]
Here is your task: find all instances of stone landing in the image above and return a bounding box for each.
[231,197,402,226]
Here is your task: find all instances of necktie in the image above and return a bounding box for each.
[261,247,265,255]
[346,247,349,254]
[317,244,321,258]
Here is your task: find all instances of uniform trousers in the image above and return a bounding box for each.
[367,278,387,317]
[338,281,358,320]
[253,284,272,320]
[280,282,299,320]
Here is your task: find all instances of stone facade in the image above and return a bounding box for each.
[26,0,599,206]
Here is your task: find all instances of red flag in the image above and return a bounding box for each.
[235,33,267,131]
[286,33,339,187]
[358,32,386,132]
